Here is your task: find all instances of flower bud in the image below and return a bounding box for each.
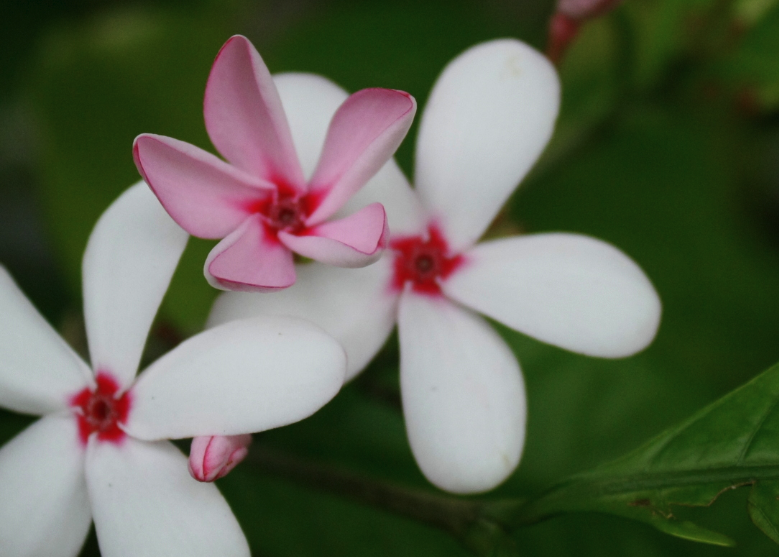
[547,0,624,64]
[558,0,623,20]
[188,434,252,482]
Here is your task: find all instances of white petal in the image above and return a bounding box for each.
[397,293,526,494]
[274,72,348,180]
[274,72,425,235]
[340,157,426,237]
[86,438,249,557]
[83,182,188,387]
[0,267,90,414]
[414,39,560,250]
[125,316,346,440]
[208,257,397,380]
[444,234,662,358]
[0,414,91,557]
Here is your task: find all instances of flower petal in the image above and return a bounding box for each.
[125,316,346,440]
[83,183,188,388]
[208,257,397,380]
[306,88,417,224]
[398,293,526,494]
[274,72,425,235]
[204,35,305,189]
[204,215,296,292]
[339,157,426,237]
[414,39,560,250]
[279,203,388,267]
[274,72,348,180]
[0,267,91,414]
[443,234,662,358]
[86,438,249,557]
[0,414,91,557]
[133,133,273,238]
[188,434,252,482]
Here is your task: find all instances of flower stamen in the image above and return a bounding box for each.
[390,225,464,296]
[70,372,131,446]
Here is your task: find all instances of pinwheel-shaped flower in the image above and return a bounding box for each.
[0,183,346,556]
[134,35,416,292]
[209,39,662,494]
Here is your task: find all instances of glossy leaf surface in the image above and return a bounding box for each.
[492,361,779,547]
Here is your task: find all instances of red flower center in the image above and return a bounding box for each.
[70,372,131,446]
[245,182,327,239]
[390,225,464,296]
[264,195,306,233]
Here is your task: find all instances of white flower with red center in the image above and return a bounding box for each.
[208,39,662,494]
[133,35,416,292]
[0,183,346,557]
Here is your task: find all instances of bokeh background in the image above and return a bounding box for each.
[2,0,779,555]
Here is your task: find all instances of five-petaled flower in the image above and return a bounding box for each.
[209,39,662,494]
[0,183,346,556]
[133,35,417,292]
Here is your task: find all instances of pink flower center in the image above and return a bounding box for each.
[70,372,131,446]
[246,183,325,239]
[264,194,306,233]
[390,225,464,295]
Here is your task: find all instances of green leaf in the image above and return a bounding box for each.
[488,361,779,546]
[747,479,779,544]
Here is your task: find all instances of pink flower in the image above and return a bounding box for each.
[209,39,662,494]
[0,183,346,556]
[133,35,416,292]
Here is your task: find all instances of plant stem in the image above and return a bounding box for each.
[245,445,482,537]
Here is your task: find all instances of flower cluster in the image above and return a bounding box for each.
[209,38,661,494]
[0,33,660,555]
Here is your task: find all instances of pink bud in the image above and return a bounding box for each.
[547,13,582,65]
[188,434,252,482]
[547,0,624,64]
[558,0,623,20]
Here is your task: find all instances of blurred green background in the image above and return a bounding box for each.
[3,0,779,555]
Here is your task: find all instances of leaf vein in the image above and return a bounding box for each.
[736,397,779,465]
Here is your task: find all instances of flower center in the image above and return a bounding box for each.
[70,372,131,446]
[390,225,464,295]
[265,195,306,233]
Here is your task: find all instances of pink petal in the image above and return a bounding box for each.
[280,203,388,268]
[0,415,92,557]
[86,438,250,557]
[209,257,398,381]
[305,88,417,224]
[204,35,305,189]
[204,215,296,292]
[274,73,349,180]
[134,134,273,239]
[188,435,252,482]
[274,73,426,235]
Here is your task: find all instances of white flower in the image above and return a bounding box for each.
[209,39,661,494]
[0,183,346,556]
